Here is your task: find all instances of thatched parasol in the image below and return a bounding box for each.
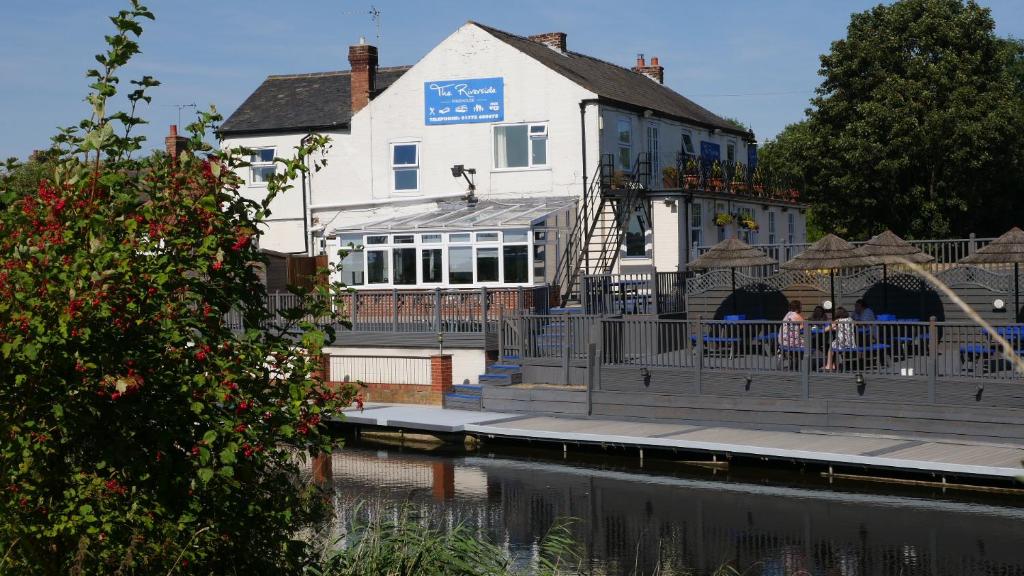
[959,227,1024,322]
[780,234,877,311]
[688,238,777,314]
[857,230,935,312]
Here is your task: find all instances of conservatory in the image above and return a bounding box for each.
[326,198,575,289]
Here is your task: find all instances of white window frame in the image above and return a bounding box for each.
[390,141,420,193]
[248,148,276,187]
[768,210,776,244]
[492,123,549,171]
[346,230,534,289]
[617,118,632,171]
[726,139,737,164]
[787,212,796,244]
[646,123,660,186]
[681,129,696,156]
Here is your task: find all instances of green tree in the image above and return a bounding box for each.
[773,0,1024,239]
[0,3,355,573]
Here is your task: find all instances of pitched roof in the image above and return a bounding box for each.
[219,67,410,135]
[471,22,748,137]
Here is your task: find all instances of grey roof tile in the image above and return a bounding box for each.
[219,67,410,135]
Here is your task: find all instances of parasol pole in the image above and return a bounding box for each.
[1016,262,1020,323]
[883,264,888,314]
[731,267,738,315]
[830,269,836,312]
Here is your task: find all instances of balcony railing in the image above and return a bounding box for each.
[659,154,801,203]
[694,235,997,266]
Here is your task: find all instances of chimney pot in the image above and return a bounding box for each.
[528,32,567,52]
[650,56,659,66]
[348,42,379,114]
[632,54,665,85]
[636,54,646,68]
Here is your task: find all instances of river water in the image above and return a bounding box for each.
[322,439,1024,576]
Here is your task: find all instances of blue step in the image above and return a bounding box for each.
[487,363,522,375]
[501,355,520,362]
[478,373,521,385]
[444,393,480,400]
[452,384,482,394]
[550,307,583,314]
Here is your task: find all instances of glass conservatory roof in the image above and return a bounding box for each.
[332,197,576,233]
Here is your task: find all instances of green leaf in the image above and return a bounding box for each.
[219,448,236,465]
[218,466,234,478]
[202,430,217,445]
[197,468,214,484]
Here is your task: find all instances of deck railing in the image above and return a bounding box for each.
[507,313,1024,391]
[229,286,551,335]
[581,272,687,315]
[694,235,996,266]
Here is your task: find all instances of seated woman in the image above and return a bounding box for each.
[778,300,804,349]
[823,307,856,371]
[810,305,831,322]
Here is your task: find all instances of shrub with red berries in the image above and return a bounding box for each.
[0,3,355,573]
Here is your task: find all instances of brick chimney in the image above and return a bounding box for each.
[528,32,567,52]
[632,54,665,84]
[164,125,188,160]
[348,38,378,114]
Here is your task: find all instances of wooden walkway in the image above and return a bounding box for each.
[340,404,1024,481]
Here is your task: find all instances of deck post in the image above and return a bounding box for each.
[562,312,572,385]
[518,315,526,360]
[695,316,704,394]
[801,319,811,399]
[587,318,601,415]
[391,288,399,331]
[650,273,660,315]
[928,316,938,403]
[497,308,505,360]
[480,287,489,335]
[350,291,359,329]
[433,287,442,332]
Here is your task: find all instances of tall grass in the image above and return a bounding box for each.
[308,505,582,576]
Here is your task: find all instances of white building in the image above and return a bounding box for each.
[220,21,807,301]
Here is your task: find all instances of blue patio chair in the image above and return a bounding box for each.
[877,313,897,322]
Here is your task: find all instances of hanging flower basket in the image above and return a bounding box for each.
[714,212,734,227]
[740,218,759,231]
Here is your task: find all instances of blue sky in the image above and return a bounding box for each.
[2,1,1023,160]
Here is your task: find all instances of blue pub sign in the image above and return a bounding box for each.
[424,77,504,125]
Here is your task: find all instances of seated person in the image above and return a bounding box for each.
[810,305,831,322]
[823,307,856,371]
[779,300,804,348]
[852,299,875,322]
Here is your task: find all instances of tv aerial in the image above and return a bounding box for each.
[343,5,382,41]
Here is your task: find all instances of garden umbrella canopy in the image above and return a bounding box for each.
[959,227,1024,321]
[857,230,935,265]
[687,238,776,315]
[780,234,877,271]
[780,234,876,310]
[857,230,935,312]
[687,237,777,270]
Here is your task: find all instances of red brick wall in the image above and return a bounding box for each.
[348,43,377,114]
[430,354,452,393]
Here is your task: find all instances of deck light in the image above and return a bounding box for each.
[994,298,1006,311]
[855,373,865,386]
[639,367,650,386]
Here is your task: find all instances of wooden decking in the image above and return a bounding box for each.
[339,404,1024,481]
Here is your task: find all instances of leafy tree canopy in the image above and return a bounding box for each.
[762,0,1024,239]
[0,2,356,573]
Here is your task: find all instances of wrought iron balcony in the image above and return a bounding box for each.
[659,154,802,203]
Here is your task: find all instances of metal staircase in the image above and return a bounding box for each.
[554,153,652,306]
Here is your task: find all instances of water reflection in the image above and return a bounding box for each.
[317,445,1024,576]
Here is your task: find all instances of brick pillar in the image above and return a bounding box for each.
[430,354,452,393]
[312,452,333,487]
[348,41,378,114]
[431,461,455,501]
[313,353,330,383]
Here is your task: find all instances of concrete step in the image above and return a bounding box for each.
[478,373,522,385]
[501,354,521,362]
[452,384,483,395]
